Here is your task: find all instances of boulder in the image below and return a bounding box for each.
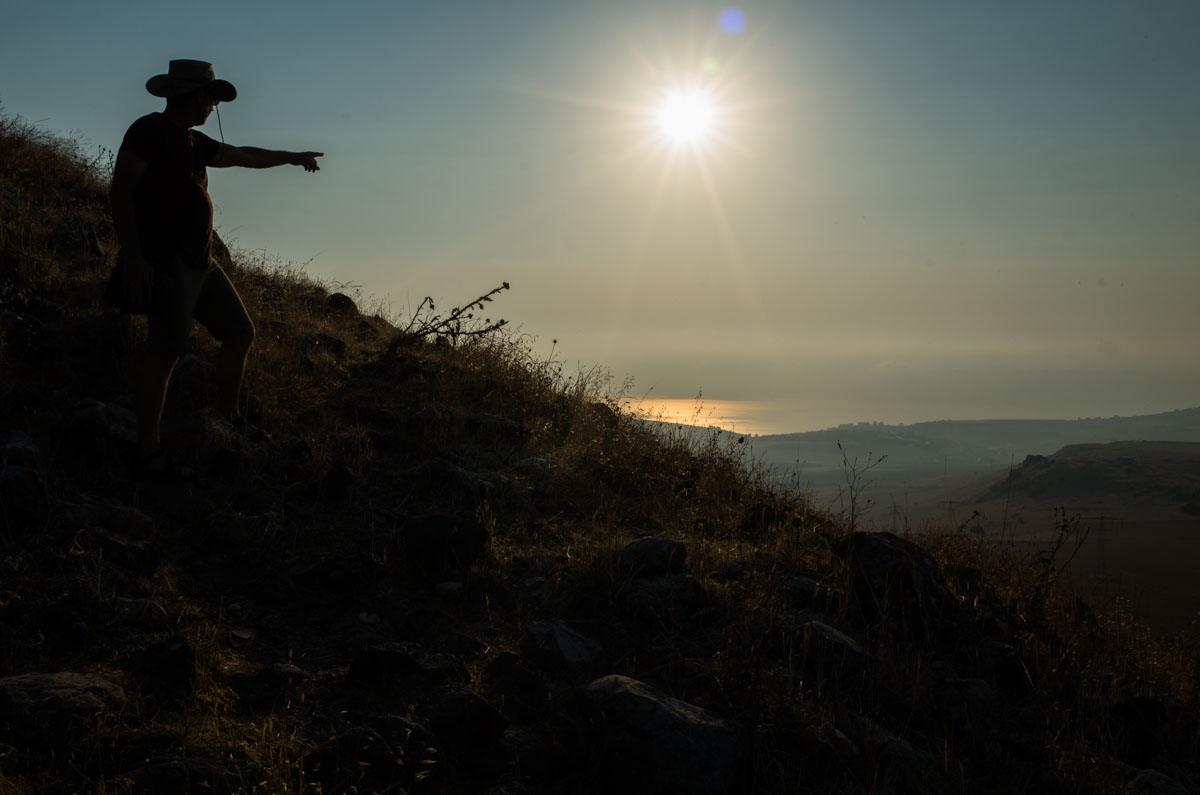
[114,597,169,628]
[466,412,523,444]
[621,537,687,578]
[325,292,358,316]
[294,552,384,595]
[522,621,603,678]
[400,514,487,581]
[126,636,196,698]
[302,727,402,794]
[423,459,510,498]
[346,643,425,686]
[83,528,163,577]
[839,711,935,793]
[429,690,510,758]
[69,311,136,361]
[579,674,748,795]
[482,652,548,723]
[802,620,867,680]
[228,663,308,710]
[627,573,706,626]
[72,399,138,445]
[833,532,958,637]
[0,672,124,741]
[58,495,155,536]
[1,430,40,468]
[120,747,262,794]
[0,465,49,539]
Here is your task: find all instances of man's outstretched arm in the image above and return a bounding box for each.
[211,145,323,172]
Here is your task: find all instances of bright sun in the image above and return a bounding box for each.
[656,88,716,146]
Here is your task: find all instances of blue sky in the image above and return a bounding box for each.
[4,1,1198,430]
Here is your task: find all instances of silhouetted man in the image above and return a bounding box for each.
[110,59,323,477]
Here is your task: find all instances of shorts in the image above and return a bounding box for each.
[146,257,255,356]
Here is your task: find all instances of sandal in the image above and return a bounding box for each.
[135,449,196,480]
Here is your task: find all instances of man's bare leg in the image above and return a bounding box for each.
[214,332,253,421]
[137,353,179,458]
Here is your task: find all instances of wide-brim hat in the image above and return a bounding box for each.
[146,60,237,102]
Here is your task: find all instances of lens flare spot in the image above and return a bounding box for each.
[719,7,747,35]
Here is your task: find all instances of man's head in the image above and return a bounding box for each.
[147,60,236,103]
[148,60,235,129]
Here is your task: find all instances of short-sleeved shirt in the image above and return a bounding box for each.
[119,113,222,270]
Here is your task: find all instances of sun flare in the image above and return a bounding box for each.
[655,88,716,146]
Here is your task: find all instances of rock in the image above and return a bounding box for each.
[1112,695,1170,768]
[400,514,487,582]
[935,677,995,729]
[626,573,706,626]
[72,399,138,445]
[466,412,523,444]
[833,531,958,637]
[407,401,452,434]
[120,747,262,794]
[83,528,163,577]
[423,459,510,497]
[70,311,136,361]
[522,621,603,678]
[0,672,124,742]
[133,478,217,522]
[320,463,357,503]
[621,537,688,578]
[784,575,842,611]
[1125,768,1191,795]
[171,354,215,401]
[520,575,551,613]
[228,663,307,710]
[302,727,402,794]
[114,597,169,627]
[482,652,548,723]
[586,401,619,429]
[429,690,510,759]
[943,563,999,606]
[1,430,40,468]
[325,292,358,315]
[979,639,1032,700]
[839,711,935,793]
[512,457,554,478]
[294,552,384,594]
[802,620,867,680]
[363,715,442,790]
[346,643,425,686]
[126,636,196,698]
[0,465,49,539]
[301,332,348,357]
[0,311,54,360]
[579,674,748,795]
[58,495,155,535]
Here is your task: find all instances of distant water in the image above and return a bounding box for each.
[626,398,845,436]
[627,397,1194,438]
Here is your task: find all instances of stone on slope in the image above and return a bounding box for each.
[833,531,959,637]
[0,672,124,743]
[0,465,49,539]
[579,674,748,795]
[620,537,688,578]
[522,621,603,678]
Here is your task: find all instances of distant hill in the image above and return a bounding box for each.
[745,408,1200,485]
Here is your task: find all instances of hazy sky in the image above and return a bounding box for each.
[4,1,1198,431]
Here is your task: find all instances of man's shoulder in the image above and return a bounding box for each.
[120,113,168,152]
[126,112,167,134]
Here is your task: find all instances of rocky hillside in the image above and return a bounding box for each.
[2,111,1198,794]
